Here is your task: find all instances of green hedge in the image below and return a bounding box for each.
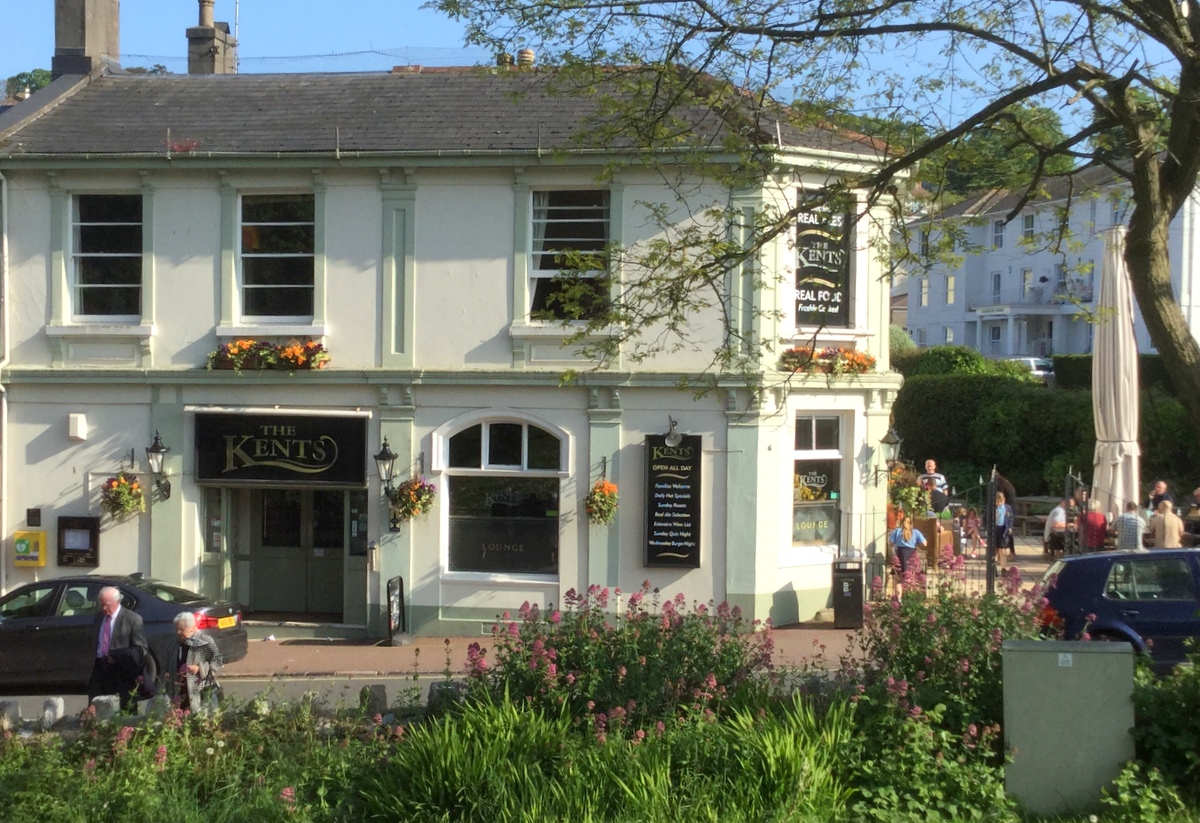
[892,375,1199,496]
[1053,354,1174,391]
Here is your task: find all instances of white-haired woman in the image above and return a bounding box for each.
[173,611,223,712]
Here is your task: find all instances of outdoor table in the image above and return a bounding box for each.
[1013,496,1060,537]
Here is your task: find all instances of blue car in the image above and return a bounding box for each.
[1042,549,1200,673]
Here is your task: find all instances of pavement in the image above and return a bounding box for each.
[221,537,1053,680]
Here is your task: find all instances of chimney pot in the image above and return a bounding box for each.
[199,0,215,28]
[517,48,535,68]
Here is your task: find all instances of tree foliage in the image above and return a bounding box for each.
[434,0,1200,436]
[4,69,50,99]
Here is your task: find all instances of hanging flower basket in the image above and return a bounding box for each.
[585,479,619,525]
[779,346,876,375]
[387,477,437,524]
[99,470,146,519]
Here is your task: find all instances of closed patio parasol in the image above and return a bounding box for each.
[1091,227,1140,517]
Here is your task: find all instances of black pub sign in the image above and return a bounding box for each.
[195,413,367,486]
[795,208,851,327]
[644,434,702,568]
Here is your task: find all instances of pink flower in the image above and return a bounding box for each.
[549,610,562,624]
[279,786,296,806]
[155,745,168,770]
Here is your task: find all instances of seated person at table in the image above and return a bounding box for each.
[1044,498,1068,556]
[1150,500,1185,549]
[1113,501,1147,551]
[1079,500,1110,553]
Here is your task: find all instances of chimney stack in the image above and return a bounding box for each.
[52,0,120,78]
[188,0,238,75]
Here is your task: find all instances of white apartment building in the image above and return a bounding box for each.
[902,164,1200,358]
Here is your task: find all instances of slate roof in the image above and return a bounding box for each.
[927,163,1126,221]
[0,68,877,160]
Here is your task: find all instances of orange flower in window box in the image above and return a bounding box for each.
[276,339,331,371]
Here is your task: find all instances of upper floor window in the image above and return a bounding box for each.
[446,420,565,575]
[72,194,142,318]
[991,272,1002,302]
[945,274,956,304]
[1022,214,1035,240]
[945,326,954,344]
[240,194,314,318]
[530,190,610,320]
[919,229,930,257]
[919,278,929,307]
[1022,269,1034,298]
[992,219,1004,249]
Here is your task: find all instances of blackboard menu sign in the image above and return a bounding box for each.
[795,209,851,327]
[644,434,702,568]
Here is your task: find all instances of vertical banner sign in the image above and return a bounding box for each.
[795,209,851,327]
[644,434,702,568]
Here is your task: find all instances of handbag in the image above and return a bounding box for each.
[199,671,224,708]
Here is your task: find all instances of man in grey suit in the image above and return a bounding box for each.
[86,585,149,711]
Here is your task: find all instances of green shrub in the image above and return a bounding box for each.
[850,563,1048,733]
[822,565,1047,822]
[462,583,774,732]
[1098,761,1188,822]
[358,693,857,822]
[1054,353,1174,392]
[1131,649,1200,800]
[891,324,918,359]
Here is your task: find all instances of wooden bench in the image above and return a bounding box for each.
[1014,514,1048,537]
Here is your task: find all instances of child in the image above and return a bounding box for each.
[964,507,982,558]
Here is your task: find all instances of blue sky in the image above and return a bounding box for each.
[2,1,486,82]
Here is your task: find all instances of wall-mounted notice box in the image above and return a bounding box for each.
[13,530,48,567]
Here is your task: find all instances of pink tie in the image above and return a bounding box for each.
[99,615,113,657]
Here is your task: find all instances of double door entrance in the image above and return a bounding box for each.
[214,488,369,624]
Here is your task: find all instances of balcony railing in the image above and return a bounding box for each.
[966,281,1093,311]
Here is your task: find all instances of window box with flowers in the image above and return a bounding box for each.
[585,479,619,525]
[778,346,876,375]
[388,477,437,525]
[206,339,330,372]
[99,470,146,519]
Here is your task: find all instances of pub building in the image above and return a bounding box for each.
[0,0,902,638]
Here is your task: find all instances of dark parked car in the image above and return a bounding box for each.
[1042,549,1200,672]
[0,574,247,695]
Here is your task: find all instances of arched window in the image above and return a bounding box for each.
[443,419,565,575]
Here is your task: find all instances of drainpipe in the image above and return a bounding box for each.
[0,169,9,594]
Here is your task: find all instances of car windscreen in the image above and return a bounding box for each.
[137,581,206,604]
[1042,560,1066,587]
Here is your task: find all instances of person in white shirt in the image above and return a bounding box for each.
[1043,499,1068,556]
